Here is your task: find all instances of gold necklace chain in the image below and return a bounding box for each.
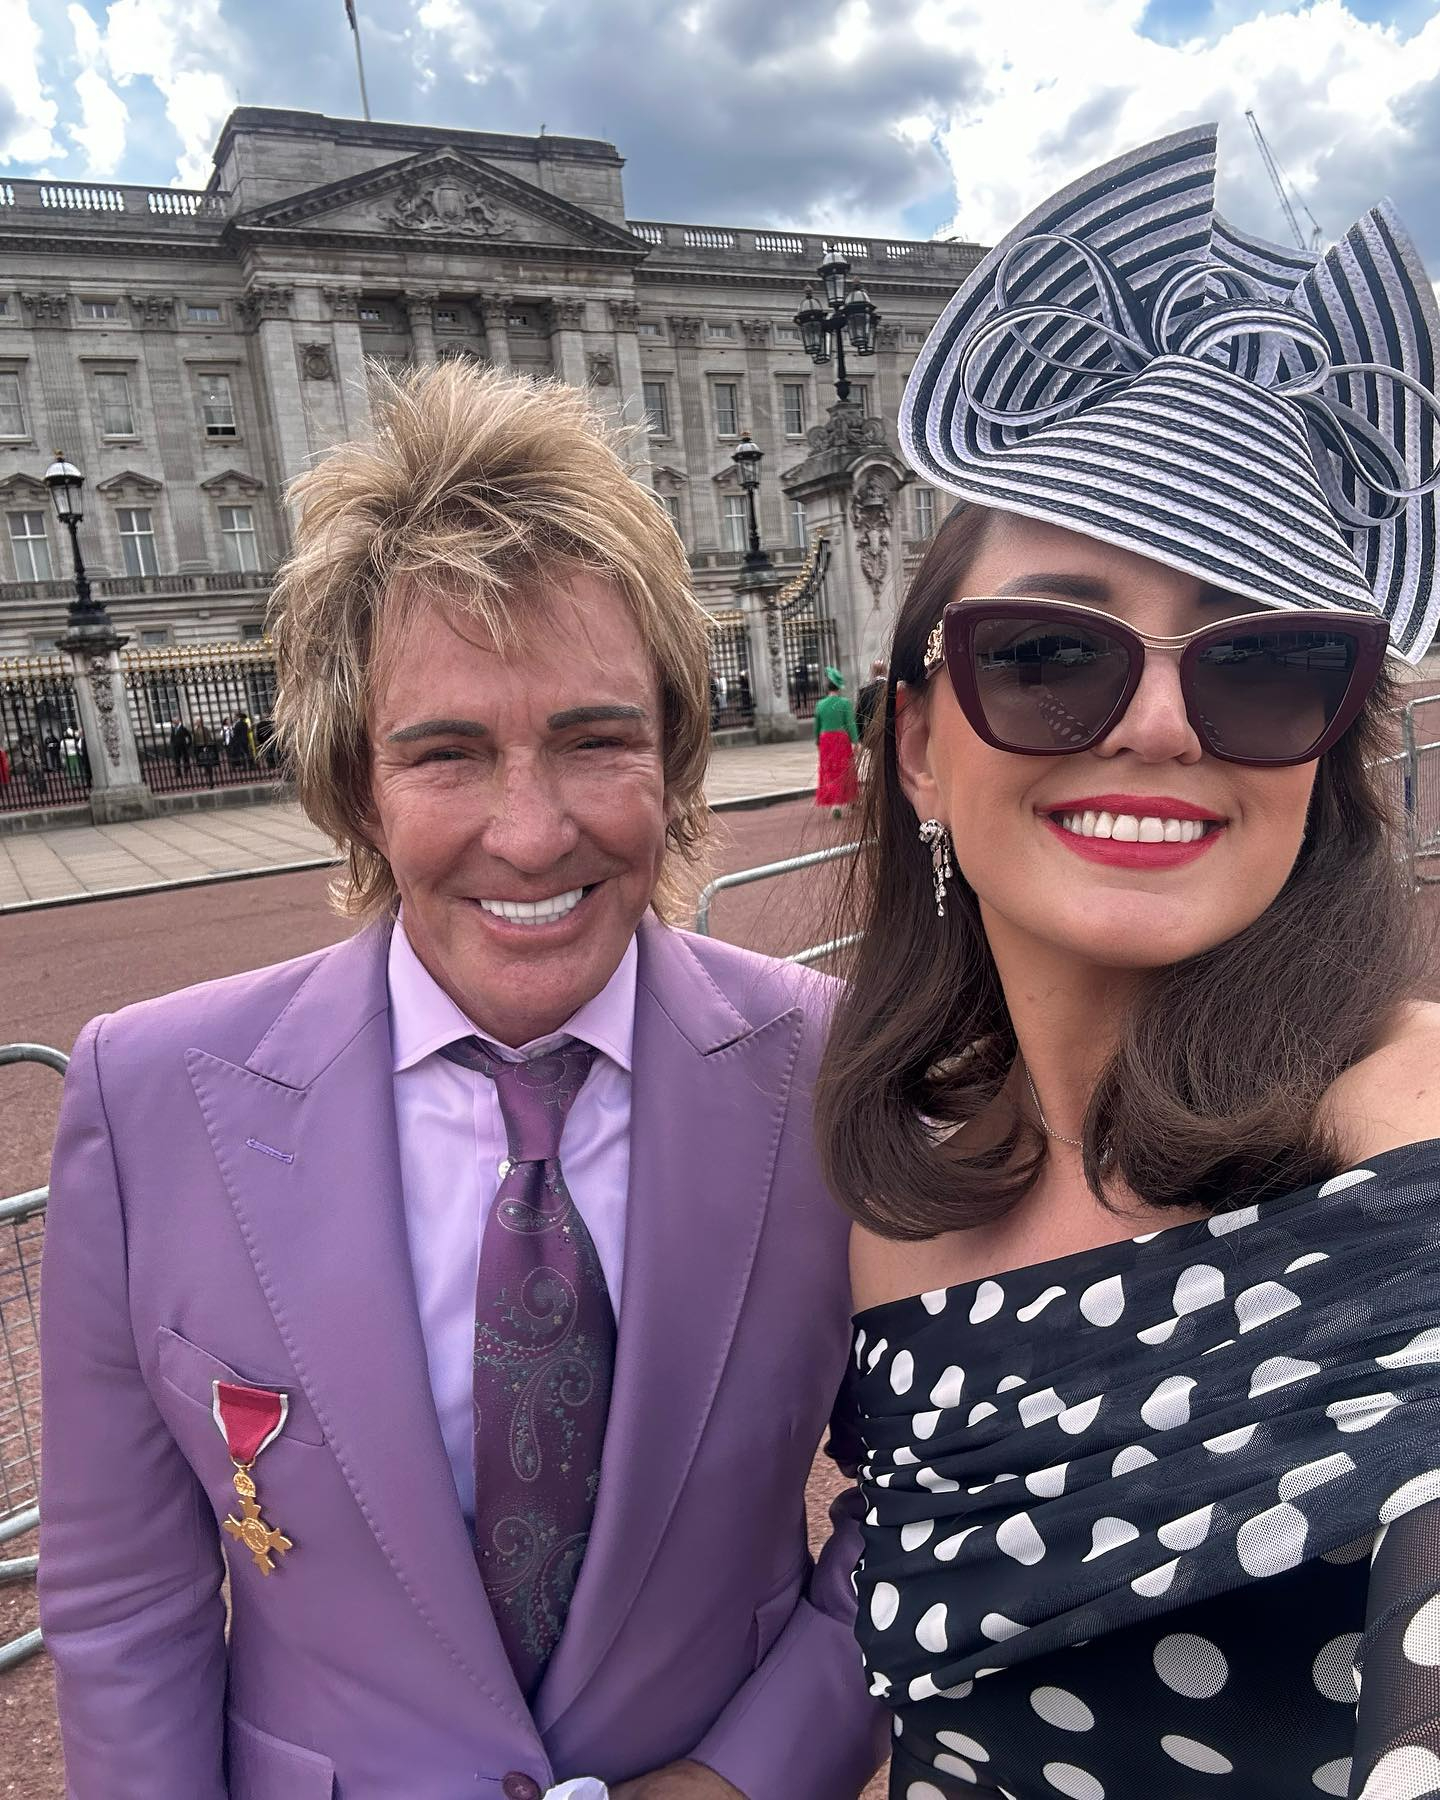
[1024,1064,1085,1150]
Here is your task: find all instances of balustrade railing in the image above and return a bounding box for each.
[0,178,226,221]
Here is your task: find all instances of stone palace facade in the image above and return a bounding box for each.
[0,107,984,659]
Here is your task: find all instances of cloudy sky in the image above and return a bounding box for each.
[2,0,1439,261]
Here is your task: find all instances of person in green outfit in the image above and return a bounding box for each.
[813,666,859,818]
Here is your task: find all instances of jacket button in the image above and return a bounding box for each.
[502,1776,543,1800]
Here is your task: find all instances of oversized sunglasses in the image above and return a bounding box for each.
[923,597,1389,767]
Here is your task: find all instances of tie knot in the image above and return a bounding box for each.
[440,1035,597,1164]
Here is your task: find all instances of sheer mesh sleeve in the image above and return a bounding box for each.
[1350,1496,1440,1799]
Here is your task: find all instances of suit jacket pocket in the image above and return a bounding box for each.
[750,1548,812,1668]
[154,1326,327,1447]
[226,1710,334,1800]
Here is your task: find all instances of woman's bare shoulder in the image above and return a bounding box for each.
[1322,1001,1440,1163]
[850,1220,973,1314]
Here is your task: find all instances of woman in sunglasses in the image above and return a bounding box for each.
[818,126,1440,1800]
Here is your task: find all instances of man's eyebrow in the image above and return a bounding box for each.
[384,718,489,744]
[547,705,650,731]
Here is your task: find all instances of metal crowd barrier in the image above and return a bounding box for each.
[0,1041,66,1672]
[694,840,863,966]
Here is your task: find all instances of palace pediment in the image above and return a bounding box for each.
[233,147,645,259]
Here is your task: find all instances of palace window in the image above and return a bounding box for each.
[913,485,936,540]
[638,320,661,337]
[186,303,222,323]
[118,507,159,577]
[642,380,670,436]
[781,382,806,436]
[713,381,740,437]
[7,511,52,580]
[0,371,26,437]
[791,497,808,549]
[80,299,120,321]
[359,305,384,324]
[660,493,683,540]
[706,322,733,341]
[197,372,237,438]
[775,325,799,345]
[94,371,135,437]
[220,504,260,572]
[722,494,748,552]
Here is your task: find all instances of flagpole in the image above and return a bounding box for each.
[347,0,372,120]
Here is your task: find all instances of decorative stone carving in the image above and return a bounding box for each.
[19,292,69,326]
[84,653,123,766]
[95,469,163,501]
[383,179,513,238]
[766,609,784,698]
[806,399,886,458]
[404,289,439,319]
[667,315,703,346]
[587,350,616,387]
[237,286,293,330]
[198,468,264,498]
[547,297,586,331]
[128,294,175,330]
[850,471,893,598]
[301,343,334,380]
[608,297,642,332]
[651,464,688,492]
[739,317,771,348]
[323,286,362,322]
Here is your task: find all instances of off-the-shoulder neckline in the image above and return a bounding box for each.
[850,1137,1440,1328]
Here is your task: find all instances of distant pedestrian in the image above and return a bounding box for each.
[813,665,858,818]
[169,721,193,776]
[854,658,888,741]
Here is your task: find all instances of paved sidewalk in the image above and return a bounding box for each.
[0,740,819,908]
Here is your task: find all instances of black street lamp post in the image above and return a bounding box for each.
[794,244,880,402]
[44,454,114,634]
[730,431,771,572]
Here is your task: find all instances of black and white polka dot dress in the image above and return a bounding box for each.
[849,1143,1440,1799]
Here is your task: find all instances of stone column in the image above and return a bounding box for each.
[20,293,87,477]
[737,563,804,742]
[482,294,512,369]
[242,285,311,510]
[546,296,589,389]
[668,316,709,538]
[323,287,371,436]
[57,619,156,823]
[405,290,439,366]
[739,318,784,545]
[608,297,646,466]
[132,294,207,572]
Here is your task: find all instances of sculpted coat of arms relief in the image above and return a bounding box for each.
[380,180,514,238]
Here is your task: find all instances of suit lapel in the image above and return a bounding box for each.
[533,917,805,1733]
[186,922,535,1738]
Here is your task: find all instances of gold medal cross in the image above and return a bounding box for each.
[222,1467,294,1576]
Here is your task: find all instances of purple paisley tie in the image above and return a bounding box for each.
[438,1036,613,1699]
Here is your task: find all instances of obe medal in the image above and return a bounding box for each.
[211,1379,295,1576]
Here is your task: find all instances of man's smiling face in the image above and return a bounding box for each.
[367,572,669,1045]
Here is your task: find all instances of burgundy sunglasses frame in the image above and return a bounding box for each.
[926,597,1391,768]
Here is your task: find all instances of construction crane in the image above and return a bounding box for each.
[1245,110,1324,252]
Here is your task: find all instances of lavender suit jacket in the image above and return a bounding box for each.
[39,913,887,1800]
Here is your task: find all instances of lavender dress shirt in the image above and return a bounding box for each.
[387,919,636,1525]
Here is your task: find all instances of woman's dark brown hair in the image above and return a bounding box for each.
[815,503,1419,1239]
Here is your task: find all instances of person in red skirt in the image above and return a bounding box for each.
[813,666,859,818]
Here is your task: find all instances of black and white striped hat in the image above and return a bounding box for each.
[901,124,1440,662]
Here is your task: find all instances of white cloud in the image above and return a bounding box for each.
[923,0,1440,253]
[67,4,128,178]
[0,0,62,167]
[95,0,240,188]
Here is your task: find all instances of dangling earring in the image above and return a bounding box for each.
[918,819,953,918]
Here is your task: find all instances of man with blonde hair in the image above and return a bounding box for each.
[40,363,885,1800]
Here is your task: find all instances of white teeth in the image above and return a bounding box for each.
[478,887,585,924]
[1052,813,1213,844]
